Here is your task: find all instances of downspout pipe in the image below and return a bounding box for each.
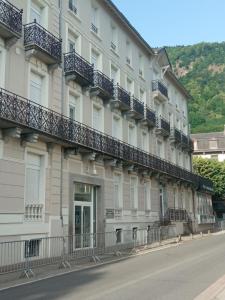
[59,0,64,229]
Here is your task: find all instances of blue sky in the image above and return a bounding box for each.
[112,0,225,47]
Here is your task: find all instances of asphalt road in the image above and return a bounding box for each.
[1,234,225,300]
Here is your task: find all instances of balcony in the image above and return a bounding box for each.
[156,116,170,137]
[180,133,189,150]
[142,105,156,128]
[24,21,62,66]
[165,208,189,222]
[111,84,131,111]
[25,204,43,222]
[152,80,168,102]
[90,71,114,100]
[0,87,213,191]
[128,96,144,120]
[64,51,93,87]
[170,127,182,145]
[0,0,22,43]
[197,214,215,224]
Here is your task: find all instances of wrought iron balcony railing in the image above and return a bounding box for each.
[156,116,170,137]
[24,21,62,65]
[165,208,189,222]
[170,127,182,144]
[144,105,156,127]
[130,96,144,119]
[0,87,213,192]
[152,80,168,99]
[0,0,22,39]
[91,71,114,100]
[64,51,93,87]
[113,84,131,110]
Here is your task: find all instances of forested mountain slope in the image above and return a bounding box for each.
[166,42,225,133]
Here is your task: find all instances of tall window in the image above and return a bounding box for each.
[91,49,101,70]
[130,176,138,210]
[126,77,134,95]
[111,64,119,85]
[144,181,151,211]
[69,0,77,14]
[157,140,164,159]
[141,131,148,152]
[112,115,122,140]
[93,105,103,132]
[69,94,81,122]
[114,173,122,209]
[139,54,144,77]
[30,72,42,105]
[91,6,98,34]
[25,153,42,205]
[139,88,146,104]
[30,1,42,23]
[128,123,136,147]
[126,41,132,65]
[111,24,117,51]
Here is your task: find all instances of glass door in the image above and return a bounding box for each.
[74,183,95,249]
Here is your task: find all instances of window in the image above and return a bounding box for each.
[211,154,218,160]
[91,49,101,70]
[130,176,138,210]
[178,151,182,166]
[144,181,151,211]
[25,239,40,258]
[139,54,144,77]
[30,72,42,105]
[116,229,122,243]
[132,227,138,240]
[69,0,77,14]
[30,1,42,23]
[128,123,136,147]
[139,89,146,104]
[114,173,122,209]
[93,105,103,132]
[91,6,98,34]
[126,41,132,65]
[209,140,218,149]
[141,131,148,152]
[126,77,134,95]
[112,115,122,140]
[171,148,176,164]
[111,24,117,51]
[157,140,164,159]
[111,64,119,85]
[25,153,42,204]
[68,39,75,52]
[68,30,80,54]
[69,94,81,122]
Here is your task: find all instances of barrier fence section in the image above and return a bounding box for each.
[0,226,177,276]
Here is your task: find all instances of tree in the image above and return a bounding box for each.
[193,157,225,197]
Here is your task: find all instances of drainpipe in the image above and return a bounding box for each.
[59,0,64,228]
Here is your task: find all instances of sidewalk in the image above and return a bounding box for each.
[0,230,224,291]
[195,273,225,300]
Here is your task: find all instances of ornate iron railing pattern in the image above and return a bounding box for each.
[24,21,62,63]
[93,71,114,98]
[170,127,182,144]
[181,133,189,146]
[0,0,22,37]
[0,88,213,192]
[132,96,144,116]
[156,116,170,135]
[114,84,131,108]
[64,51,93,85]
[152,80,168,98]
[145,105,156,126]
[165,208,189,222]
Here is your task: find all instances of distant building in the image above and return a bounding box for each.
[191,128,225,162]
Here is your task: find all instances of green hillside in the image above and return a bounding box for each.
[166,42,225,133]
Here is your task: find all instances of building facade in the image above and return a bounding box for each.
[0,0,214,249]
[192,129,225,162]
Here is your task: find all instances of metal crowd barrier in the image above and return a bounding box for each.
[0,226,177,277]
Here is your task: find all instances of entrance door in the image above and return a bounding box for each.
[74,183,96,248]
[160,184,168,217]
